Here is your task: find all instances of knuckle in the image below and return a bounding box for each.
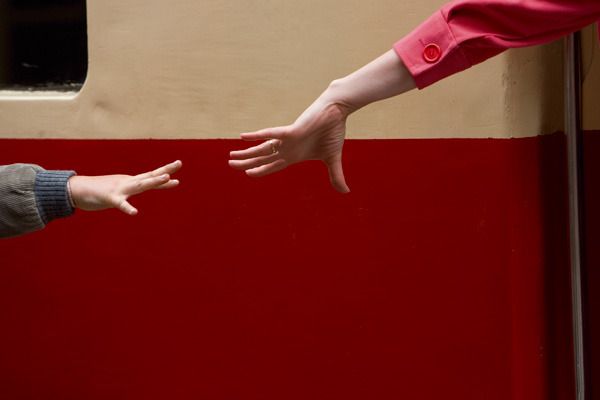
[280,129,292,139]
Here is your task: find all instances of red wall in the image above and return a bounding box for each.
[584,132,600,400]
[0,136,575,399]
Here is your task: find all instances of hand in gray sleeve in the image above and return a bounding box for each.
[0,160,182,239]
[0,164,76,238]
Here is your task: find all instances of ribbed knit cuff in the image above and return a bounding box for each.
[34,170,77,224]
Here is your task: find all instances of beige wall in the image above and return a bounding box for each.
[0,0,566,139]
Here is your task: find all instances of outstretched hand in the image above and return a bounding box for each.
[229,51,416,194]
[68,160,182,215]
[229,98,352,193]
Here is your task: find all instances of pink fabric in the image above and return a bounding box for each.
[394,0,600,89]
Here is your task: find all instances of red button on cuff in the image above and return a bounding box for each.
[423,43,441,63]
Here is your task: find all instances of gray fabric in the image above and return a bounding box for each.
[0,164,76,238]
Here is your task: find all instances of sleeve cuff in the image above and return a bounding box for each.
[34,170,77,224]
[393,10,471,89]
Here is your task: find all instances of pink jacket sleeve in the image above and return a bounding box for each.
[393,0,600,89]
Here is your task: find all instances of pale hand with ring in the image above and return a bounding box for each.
[228,50,416,193]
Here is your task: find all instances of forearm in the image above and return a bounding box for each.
[320,50,416,114]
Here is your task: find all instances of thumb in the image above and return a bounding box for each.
[117,198,139,216]
[326,157,350,194]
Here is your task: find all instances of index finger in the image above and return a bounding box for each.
[240,126,288,141]
[136,160,182,180]
[124,174,170,195]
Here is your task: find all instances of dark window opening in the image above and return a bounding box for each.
[0,0,87,91]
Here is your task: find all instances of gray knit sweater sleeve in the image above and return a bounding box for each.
[0,164,76,238]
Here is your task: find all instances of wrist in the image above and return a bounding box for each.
[322,50,416,113]
[67,175,91,210]
[66,176,76,208]
[320,78,359,116]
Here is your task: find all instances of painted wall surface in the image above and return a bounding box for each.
[1,2,595,400]
[0,138,574,399]
[0,0,563,139]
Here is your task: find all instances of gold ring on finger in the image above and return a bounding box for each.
[270,140,279,154]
